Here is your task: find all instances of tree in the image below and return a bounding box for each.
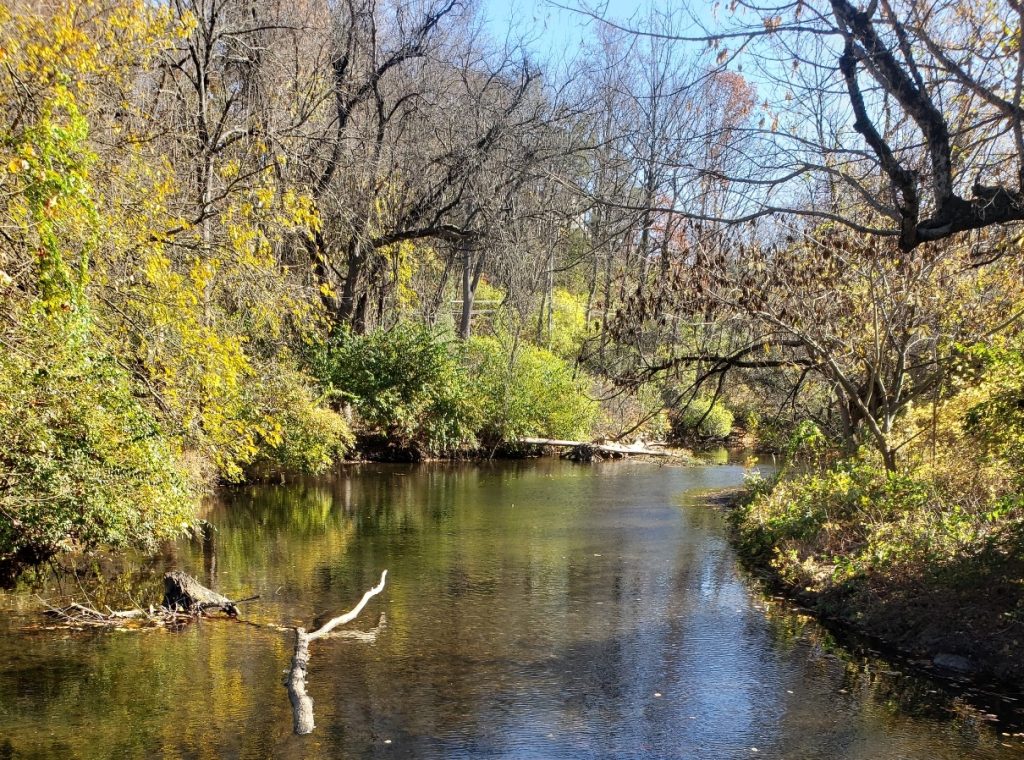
[0,0,197,580]
[575,0,1024,251]
[559,0,1024,464]
[298,0,573,334]
[614,223,1024,468]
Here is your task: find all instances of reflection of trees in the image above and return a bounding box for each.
[0,621,290,758]
[1,462,1019,758]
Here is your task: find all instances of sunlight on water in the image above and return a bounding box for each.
[1,460,1021,758]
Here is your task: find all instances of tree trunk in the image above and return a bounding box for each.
[162,571,238,616]
[459,246,485,340]
[460,247,475,340]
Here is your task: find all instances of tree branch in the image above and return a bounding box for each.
[288,570,388,735]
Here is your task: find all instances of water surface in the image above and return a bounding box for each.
[1,460,1022,758]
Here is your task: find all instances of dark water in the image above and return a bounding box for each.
[1,459,1022,759]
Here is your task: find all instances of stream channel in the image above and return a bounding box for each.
[1,457,1022,758]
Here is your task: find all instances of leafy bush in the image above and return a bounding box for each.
[0,327,195,584]
[267,404,354,476]
[670,395,734,441]
[963,345,1024,476]
[726,401,803,452]
[249,364,354,475]
[546,288,589,360]
[733,429,1021,593]
[730,354,1024,595]
[310,326,598,454]
[467,335,598,446]
[311,323,480,456]
[730,376,1024,684]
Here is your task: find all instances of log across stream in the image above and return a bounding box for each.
[519,437,682,461]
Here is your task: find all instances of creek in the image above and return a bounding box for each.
[1,458,1021,758]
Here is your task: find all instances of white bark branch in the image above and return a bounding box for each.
[288,570,388,735]
[307,570,388,641]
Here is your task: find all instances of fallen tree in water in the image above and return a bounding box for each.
[42,567,389,736]
[287,570,388,734]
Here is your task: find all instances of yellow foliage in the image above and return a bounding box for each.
[1,0,333,487]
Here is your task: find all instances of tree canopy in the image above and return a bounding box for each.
[2,0,1024,579]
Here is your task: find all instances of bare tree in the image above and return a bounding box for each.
[295,0,577,333]
[572,0,1024,251]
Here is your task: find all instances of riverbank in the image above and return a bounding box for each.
[333,434,694,465]
[724,480,1024,691]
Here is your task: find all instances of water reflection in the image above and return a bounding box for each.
[0,460,1021,759]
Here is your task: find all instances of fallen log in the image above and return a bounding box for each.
[162,570,250,616]
[288,570,388,735]
[520,437,680,459]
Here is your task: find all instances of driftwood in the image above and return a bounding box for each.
[520,437,681,461]
[162,571,248,615]
[42,601,156,626]
[44,572,256,627]
[288,570,388,735]
[44,601,187,627]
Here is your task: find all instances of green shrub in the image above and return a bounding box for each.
[963,345,1024,476]
[0,327,195,583]
[467,335,597,446]
[250,365,354,475]
[670,396,734,440]
[270,404,353,475]
[311,323,480,455]
[731,449,1016,591]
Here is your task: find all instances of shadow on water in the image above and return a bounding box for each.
[1,459,1022,759]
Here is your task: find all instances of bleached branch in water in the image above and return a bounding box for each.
[287,570,388,735]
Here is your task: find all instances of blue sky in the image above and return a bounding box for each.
[479,0,661,63]
[478,0,718,66]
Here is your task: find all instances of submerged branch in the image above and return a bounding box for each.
[288,570,388,735]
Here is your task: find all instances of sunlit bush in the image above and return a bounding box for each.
[670,395,734,441]
[0,326,195,584]
[732,370,1024,595]
[546,288,590,360]
[249,364,354,475]
[311,323,480,456]
[467,335,597,447]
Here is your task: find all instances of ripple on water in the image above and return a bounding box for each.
[0,459,1021,759]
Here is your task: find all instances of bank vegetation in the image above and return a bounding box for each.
[2,0,1024,685]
